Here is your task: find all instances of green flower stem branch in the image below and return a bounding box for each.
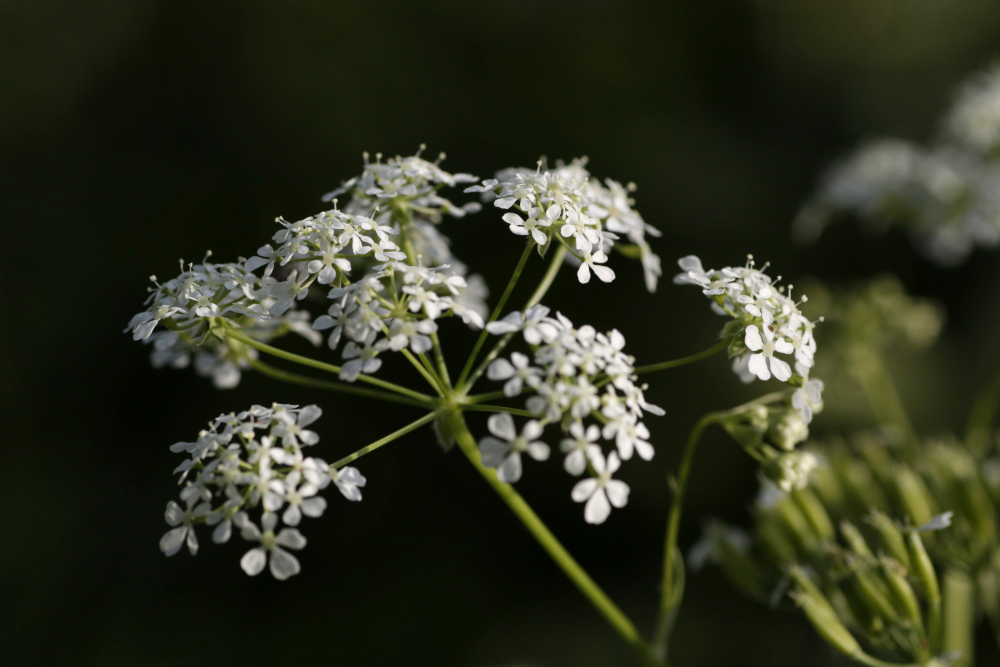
[222,326,435,405]
[462,244,568,393]
[245,357,433,409]
[328,410,442,470]
[652,391,790,662]
[633,339,729,376]
[456,243,535,389]
[448,410,662,667]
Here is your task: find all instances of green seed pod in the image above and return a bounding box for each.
[792,488,836,544]
[841,521,874,559]
[869,510,911,570]
[789,567,864,659]
[851,562,898,625]
[893,466,936,529]
[907,529,942,648]
[879,556,923,631]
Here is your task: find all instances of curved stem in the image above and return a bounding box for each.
[652,413,717,660]
[652,391,789,661]
[246,357,434,409]
[456,243,534,389]
[223,327,433,404]
[634,339,728,376]
[449,411,660,667]
[329,410,441,470]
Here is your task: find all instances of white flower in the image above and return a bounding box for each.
[238,513,307,580]
[502,206,553,245]
[478,413,550,483]
[487,352,541,397]
[329,465,367,501]
[560,422,601,476]
[744,325,793,382]
[571,451,629,524]
[159,500,208,557]
[576,250,615,284]
[280,472,327,526]
[791,379,824,424]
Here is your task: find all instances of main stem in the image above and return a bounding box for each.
[448,411,660,667]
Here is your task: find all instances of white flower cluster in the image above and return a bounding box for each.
[311,260,485,381]
[674,255,824,423]
[128,257,267,342]
[944,62,1000,154]
[323,148,481,222]
[466,157,662,292]
[160,403,365,580]
[126,257,321,388]
[480,306,663,524]
[795,64,1000,265]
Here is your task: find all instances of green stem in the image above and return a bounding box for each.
[460,404,538,418]
[223,327,433,404]
[525,244,567,309]
[465,390,508,404]
[449,411,660,667]
[403,348,445,395]
[965,359,1000,457]
[456,243,534,390]
[652,413,716,661]
[941,568,975,667]
[329,410,441,470]
[634,339,728,376]
[463,244,568,393]
[652,391,789,661]
[430,331,453,389]
[246,357,433,409]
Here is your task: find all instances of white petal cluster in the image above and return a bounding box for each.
[126,257,321,388]
[944,62,1000,154]
[159,403,365,580]
[466,157,662,291]
[481,306,663,524]
[127,257,268,341]
[323,148,481,222]
[674,255,823,399]
[312,260,484,381]
[796,64,1000,266]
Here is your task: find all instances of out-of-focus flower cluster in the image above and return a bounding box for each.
[160,403,365,580]
[467,157,663,292]
[693,432,1000,665]
[795,63,1000,265]
[479,305,664,524]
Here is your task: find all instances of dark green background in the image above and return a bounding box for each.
[5,1,1000,665]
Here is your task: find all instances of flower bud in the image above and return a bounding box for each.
[769,410,810,452]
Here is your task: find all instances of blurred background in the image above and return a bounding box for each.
[5,0,1000,665]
